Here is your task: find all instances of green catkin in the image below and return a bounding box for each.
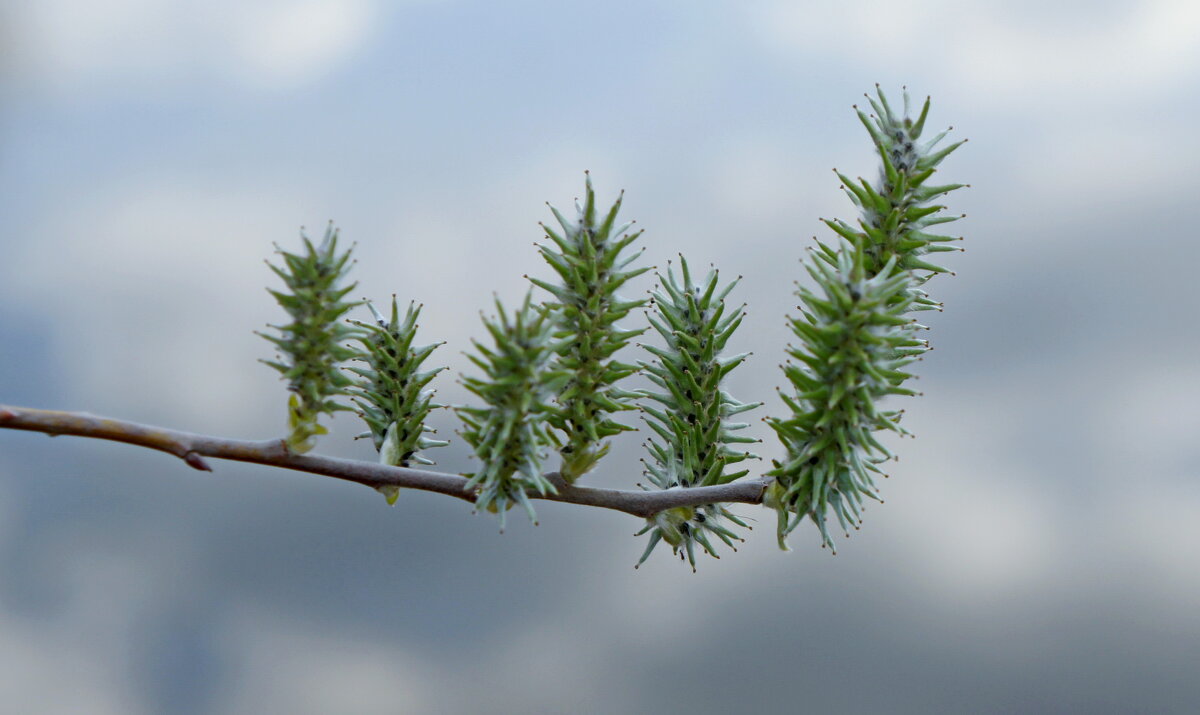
[767,87,966,551]
[635,256,761,570]
[767,245,924,550]
[258,223,362,453]
[456,293,568,529]
[529,174,651,481]
[822,86,967,309]
[347,298,449,505]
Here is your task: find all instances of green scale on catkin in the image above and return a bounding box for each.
[456,293,569,529]
[258,223,362,454]
[635,256,761,570]
[529,174,651,481]
[767,245,926,550]
[347,297,449,505]
[768,87,966,551]
[820,86,968,311]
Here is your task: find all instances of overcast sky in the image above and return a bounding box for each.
[2,1,1199,712]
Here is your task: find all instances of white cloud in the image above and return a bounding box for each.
[752,0,1200,106]
[1121,485,1200,619]
[890,459,1059,598]
[358,142,632,362]
[227,0,376,89]
[950,0,1200,97]
[1094,359,1200,472]
[213,599,634,714]
[0,491,195,714]
[879,373,1200,623]
[0,610,143,714]
[1,178,306,429]
[704,133,826,227]
[1002,119,1200,224]
[15,0,384,92]
[215,609,440,714]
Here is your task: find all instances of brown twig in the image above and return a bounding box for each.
[0,404,771,519]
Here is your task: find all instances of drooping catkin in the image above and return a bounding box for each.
[768,87,966,551]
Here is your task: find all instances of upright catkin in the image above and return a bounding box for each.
[258,223,361,453]
[635,256,761,570]
[529,175,650,481]
[347,297,449,504]
[456,293,568,528]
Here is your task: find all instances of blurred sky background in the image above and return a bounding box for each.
[1,0,1199,712]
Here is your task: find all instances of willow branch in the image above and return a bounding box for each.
[0,404,771,519]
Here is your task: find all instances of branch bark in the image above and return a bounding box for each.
[0,404,771,519]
